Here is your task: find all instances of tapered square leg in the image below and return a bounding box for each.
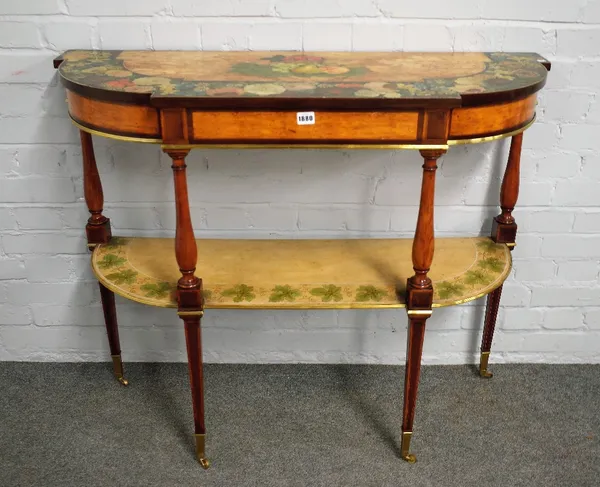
[98,283,128,386]
[401,312,429,463]
[480,285,503,378]
[182,313,209,469]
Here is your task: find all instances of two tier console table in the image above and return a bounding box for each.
[54,50,549,467]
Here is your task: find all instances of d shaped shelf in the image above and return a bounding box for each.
[92,236,511,309]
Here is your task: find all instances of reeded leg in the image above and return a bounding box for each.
[182,314,209,469]
[98,283,128,386]
[479,285,503,378]
[401,313,429,463]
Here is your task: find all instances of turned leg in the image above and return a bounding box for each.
[401,149,445,463]
[98,283,128,386]
[80,130,111,244]
[165,147,209,468]
[80,130,125,384]
[479,286,502,378]
[483,133,523,377]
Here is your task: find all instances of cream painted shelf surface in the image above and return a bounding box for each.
[92,236,511,309]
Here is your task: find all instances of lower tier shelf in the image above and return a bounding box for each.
[91,236,511,309]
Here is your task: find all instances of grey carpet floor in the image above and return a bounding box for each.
[0,363,598,487]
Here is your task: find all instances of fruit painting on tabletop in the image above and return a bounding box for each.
[58,50,548,99]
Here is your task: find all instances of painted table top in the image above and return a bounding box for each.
[57,50,548,104]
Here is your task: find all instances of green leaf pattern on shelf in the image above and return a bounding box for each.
[476,239,500,252]
[97,254,126,269]
[94,237,510,307]
[141,282,175,298]
[464,270,494,286]
[355,285,389,302]
[436,282,466,300]
[310,285,343,302]
[104,237,128,250]
[433,239,507,302]
[221,284,256,303]
[478,257,505,273]
[106,269,138,285]
[269,285,302,302]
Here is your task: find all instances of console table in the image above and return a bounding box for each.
[54,50,549,467]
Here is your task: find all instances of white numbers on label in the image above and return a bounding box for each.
[296,112,316,125]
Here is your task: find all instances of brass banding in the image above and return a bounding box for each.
[178,310,204,317]
[71,117,163,144]
[161,143,450,150]
[407,309,433,317]
[73,116,534,149]
[448,116,536,146]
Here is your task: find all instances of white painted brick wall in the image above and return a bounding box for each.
[1,1,599,365]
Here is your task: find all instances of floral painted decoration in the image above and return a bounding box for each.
[58,50,547,100]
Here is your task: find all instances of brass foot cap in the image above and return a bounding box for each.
[401,431,416,463]
[479,369,493,379]
[479,352,493,379]
[402,453,417,463]
[111,355,128,386]
[195,434,209,469]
